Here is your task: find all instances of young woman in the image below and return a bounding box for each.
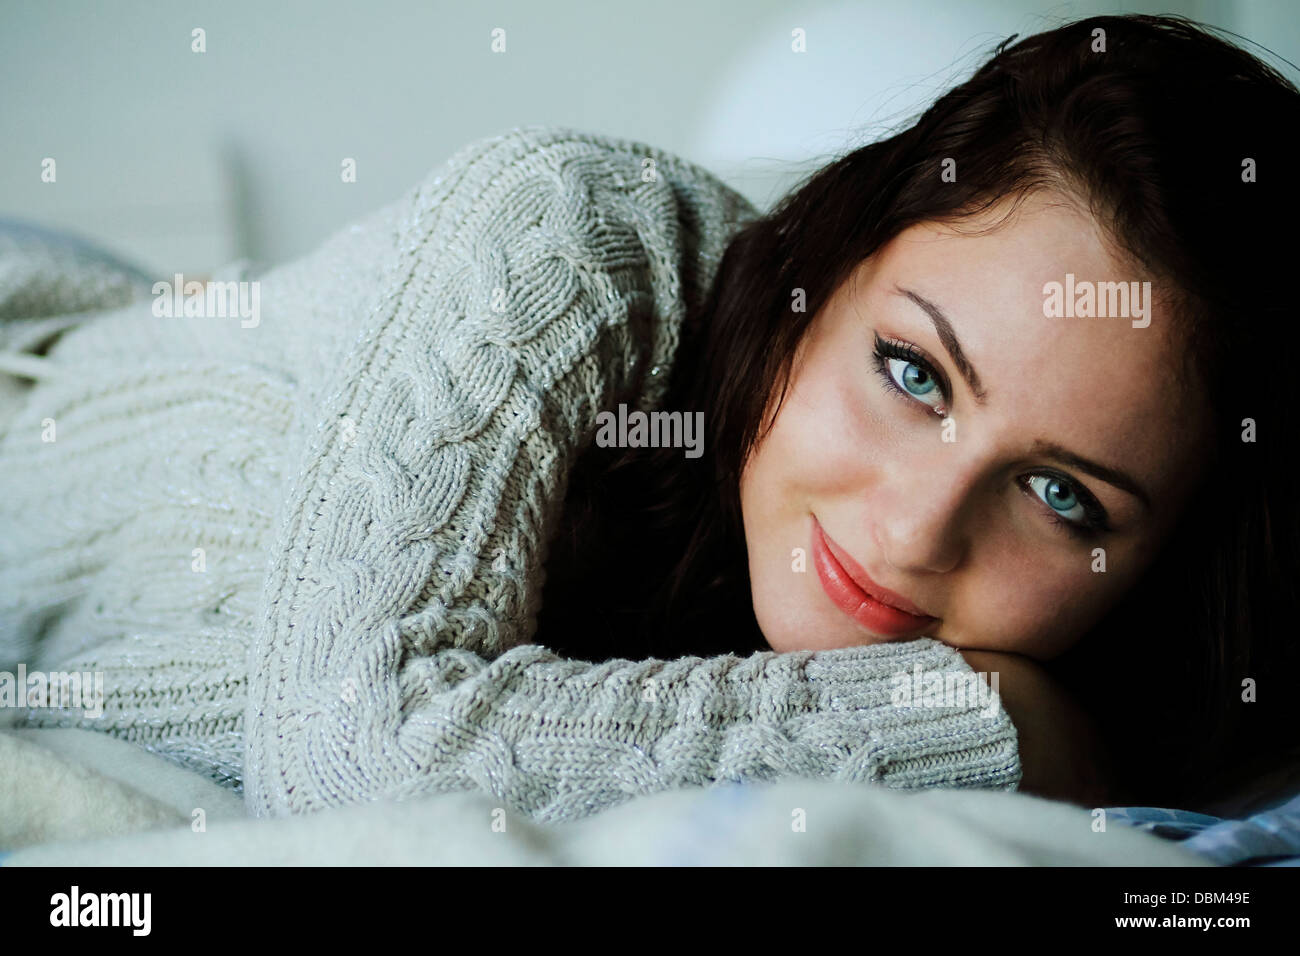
[3,13,1295,822]
[538,13,1300,811]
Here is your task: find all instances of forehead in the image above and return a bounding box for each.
[848,192,1207,483]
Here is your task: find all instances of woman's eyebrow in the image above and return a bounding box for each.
[1030,440,1153,510]
[892,285,988,403]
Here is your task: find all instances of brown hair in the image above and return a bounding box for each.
[537,14,1300,810]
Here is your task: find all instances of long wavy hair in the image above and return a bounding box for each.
[536,14,1300,810]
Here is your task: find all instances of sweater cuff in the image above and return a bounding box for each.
[804,638,1022,790]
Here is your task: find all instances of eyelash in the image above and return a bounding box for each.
[871,334,951,415]
[1016,473,1111,540]
[870,333,1111,540]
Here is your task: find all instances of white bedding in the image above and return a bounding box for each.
[0,728,1208,866]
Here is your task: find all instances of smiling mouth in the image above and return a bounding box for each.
[809,514,938,639]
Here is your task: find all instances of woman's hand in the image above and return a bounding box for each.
[958,648,1115,808]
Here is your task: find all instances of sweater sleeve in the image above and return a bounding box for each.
[242,126,1021,819]
[292,637,1020,823]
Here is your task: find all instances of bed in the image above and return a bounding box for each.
[0,726,1217,866]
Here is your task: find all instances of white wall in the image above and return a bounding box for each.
[1,0,1293,275]
[688,0,1297,209]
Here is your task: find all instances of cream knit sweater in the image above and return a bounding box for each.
[0,126,1021,822]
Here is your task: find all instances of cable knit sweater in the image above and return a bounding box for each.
[0,126,1021,822]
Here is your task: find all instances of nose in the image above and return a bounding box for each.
[869,449,976,576]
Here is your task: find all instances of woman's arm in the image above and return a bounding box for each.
[257,636,1021,822]
[959,649,1114,807]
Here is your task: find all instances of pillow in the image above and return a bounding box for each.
[0,217,153,328]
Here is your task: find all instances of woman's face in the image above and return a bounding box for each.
[739,190,1212,661]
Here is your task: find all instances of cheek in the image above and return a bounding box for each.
[953,536,1140,658]
[761,364,882,498]
[740,358,884,648]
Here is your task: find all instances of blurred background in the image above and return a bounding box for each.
[1,0,1296,276]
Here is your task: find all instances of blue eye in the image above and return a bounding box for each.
[872,334,951,416]
[895,360,936,395]
[884,357,944,411]
[1026,474,1087,523]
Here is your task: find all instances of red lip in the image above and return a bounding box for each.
[810,514,938,638]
